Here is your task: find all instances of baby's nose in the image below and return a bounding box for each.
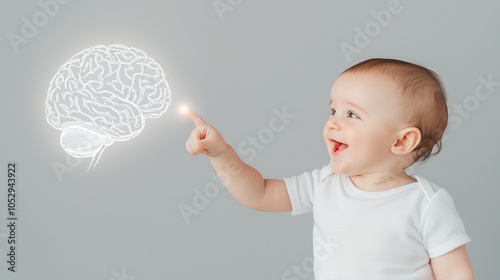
[326,117,341,130]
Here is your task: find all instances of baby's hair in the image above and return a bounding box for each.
[342,58,448,164]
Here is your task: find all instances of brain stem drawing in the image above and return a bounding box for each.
[45,44,171,170]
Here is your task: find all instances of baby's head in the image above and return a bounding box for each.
[323,58,447,176]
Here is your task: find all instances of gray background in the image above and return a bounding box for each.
[1,0,499,279]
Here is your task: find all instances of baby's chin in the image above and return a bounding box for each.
[329,160,362,177]
[329,161,347,175]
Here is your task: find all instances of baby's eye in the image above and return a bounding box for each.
[330,108,336,115]
[348,111,359,119]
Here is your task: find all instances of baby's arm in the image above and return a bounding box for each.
[185,107,292,212]
[209,145,292,212]
[430,245,475,280]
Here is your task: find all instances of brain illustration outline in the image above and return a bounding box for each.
[45,44,171,169]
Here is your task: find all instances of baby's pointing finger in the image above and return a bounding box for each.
[184,107,206,128]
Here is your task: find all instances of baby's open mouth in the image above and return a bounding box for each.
[333,140,349,153]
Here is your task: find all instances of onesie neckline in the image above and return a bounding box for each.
[342,173,420,198]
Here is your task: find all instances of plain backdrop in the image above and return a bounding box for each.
[1,0,499,279]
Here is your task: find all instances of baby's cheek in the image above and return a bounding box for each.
[343,129,358,145]
[346,130,376,155]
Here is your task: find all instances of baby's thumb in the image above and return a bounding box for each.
[196,139,207,151]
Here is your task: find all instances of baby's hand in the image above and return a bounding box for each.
[185,107,228,157]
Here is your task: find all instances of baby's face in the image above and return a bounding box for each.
[323,71,406,176]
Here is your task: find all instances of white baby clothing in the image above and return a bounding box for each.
[284,164,471,280]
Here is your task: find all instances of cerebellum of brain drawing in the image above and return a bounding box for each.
[45,44,171,163]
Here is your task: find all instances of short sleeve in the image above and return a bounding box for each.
[419,189,471,258]
[283,167,326,216]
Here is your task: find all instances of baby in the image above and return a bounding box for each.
[185,58,474,280]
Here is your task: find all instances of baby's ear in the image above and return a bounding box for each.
[391,127,421,155]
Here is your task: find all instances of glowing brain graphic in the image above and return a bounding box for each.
[45,44,171,169]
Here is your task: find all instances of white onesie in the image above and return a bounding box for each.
[284,164,471,280]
